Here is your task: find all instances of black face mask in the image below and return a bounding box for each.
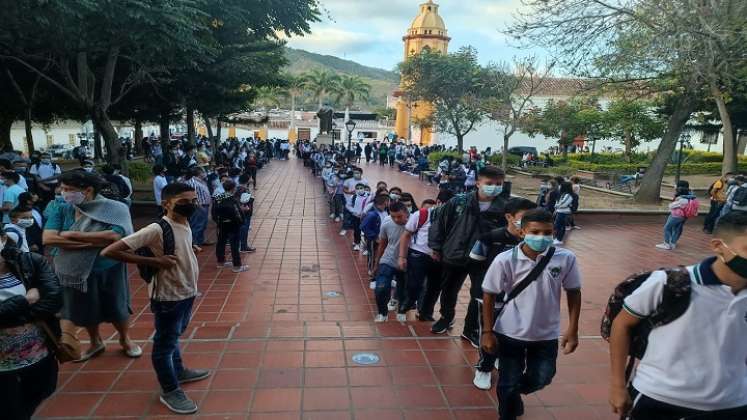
[724,246,747,278]
[173,203,198,218]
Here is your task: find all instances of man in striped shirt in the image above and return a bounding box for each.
[184,167,212,246]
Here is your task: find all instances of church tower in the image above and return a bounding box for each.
[394,0,450,145]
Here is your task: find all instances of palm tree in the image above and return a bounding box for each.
[281,73,308,138]
[304,69,341,109]
[254,86,283,110]
[335,75,371,115]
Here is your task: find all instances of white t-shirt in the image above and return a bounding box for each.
[122,217,199,302]
[153,175,168,204]
[482,245,582,341]
[623,261,747,411]
[29,163,61,180]
[343,177,369,198]
[404,209,432,256]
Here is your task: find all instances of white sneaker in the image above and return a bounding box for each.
[339,230,347,236]
[553,239,563,246]
[473,370,492,390]
[655,243,672,250]
[334,217,341,222]
[369,280,376,290]
[391,280,397,288]
[565,226,572,231]
[216,262,232,269]
[396,313,407,322]
[329,213,335,219]
[669,243,677,250]
[572,225,582,230]
[374,314,387,323]
[231,265,250,273]
[353,244,361,251]
[387,299,398,311]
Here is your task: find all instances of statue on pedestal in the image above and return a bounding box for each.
[317,105,335,134]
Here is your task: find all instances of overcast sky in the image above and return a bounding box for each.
[286,0,547,72]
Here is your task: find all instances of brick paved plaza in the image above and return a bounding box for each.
[37,157,713,420]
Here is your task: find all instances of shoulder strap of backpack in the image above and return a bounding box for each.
[498,247,556,312]
[156,219,176,256]
[3,226,24,249]
[416,208,429,230]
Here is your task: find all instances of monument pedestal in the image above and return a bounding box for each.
[316,133,334,146]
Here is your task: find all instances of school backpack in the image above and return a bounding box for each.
[682,197,700,218]
[3,225,25,250]
[570,192,580,213]
[99,180,126,203]
[730,186,747,212]
[133,219,175,294]
[600,267,691,376]
[412,208,430,242]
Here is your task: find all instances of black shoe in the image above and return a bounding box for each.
[417,313,435,322]
[430,318,455,334]
[460,331,480,349]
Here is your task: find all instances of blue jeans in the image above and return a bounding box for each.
[554,212,569,241]
[497,334,558,420]
[239,216,251,250]
[151,297,195,393]
[189,205,209,246]
[664,216,686,245]
[374,263,406,315]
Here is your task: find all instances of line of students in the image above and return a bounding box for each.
[306,153,747,420]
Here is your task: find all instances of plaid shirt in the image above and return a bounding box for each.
[185,177,212,206]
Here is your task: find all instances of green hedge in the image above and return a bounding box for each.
[427,151,463,168]
[533,162,747,176]
[564,151,747,165]
[126,162,153,183]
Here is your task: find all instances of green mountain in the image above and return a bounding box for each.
[283,48,399,110]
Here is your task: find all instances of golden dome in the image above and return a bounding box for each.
[407,0,448,37]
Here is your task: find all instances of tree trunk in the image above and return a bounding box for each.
[216,119,222,142]
[0,115,13,151]
[134,118,143,155]
[186,103,196,145]
[92,107,125,170]
[93,127,103,162]
[456,134,464,153]
[23,109,34,155]
[634,95,695,204]
[159,111,171,149]
[502,133,510,170]
[711,84,737,174]
[623,129,633,163]
[204,116,214,139]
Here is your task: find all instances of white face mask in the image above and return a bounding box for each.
[16,218,34,228]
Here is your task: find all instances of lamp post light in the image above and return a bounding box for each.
[675,131,692,186]
[345,119,356,153]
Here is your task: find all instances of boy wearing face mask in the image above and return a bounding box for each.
[608,211,747,420]
[102,183,209,414]
[426,166,510,338]
[4,207,34,252]
[481,209,582,420]
[470,198,538,390]
[1,171,26,224]
[345,183,369,251]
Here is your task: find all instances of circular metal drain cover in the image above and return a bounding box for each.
[351,352,380,365]
[324,291,342,297]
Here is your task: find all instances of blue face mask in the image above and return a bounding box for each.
[524,234,553,252]
[481,184,503,198]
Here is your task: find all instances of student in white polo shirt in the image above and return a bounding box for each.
[609,211,747,420]
[481,209,582,420]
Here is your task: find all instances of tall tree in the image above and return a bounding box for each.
[601,98,666,161]
[484,57,554,170]
[304,69,341,109]
[522,98,604,158]
[399,47,491,152]
[335,75,371,115]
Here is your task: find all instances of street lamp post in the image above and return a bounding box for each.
[675,131,691,186]
[345,119,356,155]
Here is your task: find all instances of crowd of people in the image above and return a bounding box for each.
[300,139,747,420]
[1,135,746,419]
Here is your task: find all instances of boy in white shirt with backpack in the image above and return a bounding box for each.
[608,211,747,420]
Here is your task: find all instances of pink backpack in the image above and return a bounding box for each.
[682,198,700,219]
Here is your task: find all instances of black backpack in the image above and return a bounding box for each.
[730,186,747,212]
[600,267,691,378]
[134,219,175,297]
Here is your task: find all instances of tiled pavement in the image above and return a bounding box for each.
[37,157,713,420]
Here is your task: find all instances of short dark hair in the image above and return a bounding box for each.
[59,171,102,194]
[400,193,414,202]
[389,201,408,214]
[421,199,437,207]
[228,167,241,177]
[714,211,747,238]
[152,165,165,176]
[0,159,12,170]
[505,198,537,216]
[223,179,237,192]
[478,166,505,179]
[161,183,195,201]
[389,187,402,194]
[1,171,20,184]
[374,194,389,206]
[437,190,454,204]
[521,209,554,227]
[560,182,574,195]
[9,206,30,219]
[101,164,115,175]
